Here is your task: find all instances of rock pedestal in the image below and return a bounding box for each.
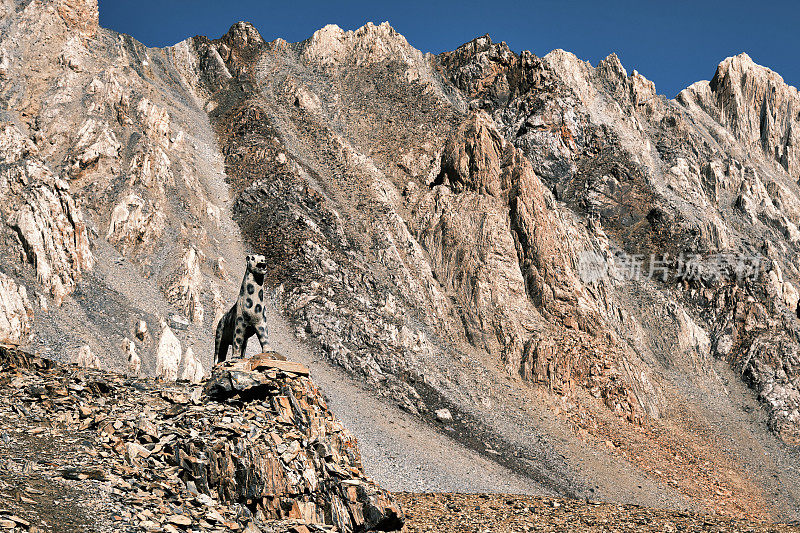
[200,353,403,531]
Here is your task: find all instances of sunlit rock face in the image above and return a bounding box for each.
[680,54,800,180]
[0,272,33,344]
[0,0,240,374]
[56,0,99,38]
[187,23,800,514]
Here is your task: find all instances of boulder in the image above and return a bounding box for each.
[9,181,94,306]
[72,344,99,369]
[135,319,148,341]
[155,324,181,381]
[180,347,204,383]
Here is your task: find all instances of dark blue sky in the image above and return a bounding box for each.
[98,0,799,98]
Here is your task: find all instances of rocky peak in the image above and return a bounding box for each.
[300,21,423,69]
[222,21,265,50]
[220,22,264,53]
[597,52,627,81]
[460,34,495,54]
[438,35,515,95]
[596,52,657,108]
[542,48,592,94]
[543,49,657,113]
[443,33,515,64]
[683,53,800,178]
[438,35,549,108]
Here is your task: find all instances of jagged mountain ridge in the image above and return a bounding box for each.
[2,0,800,520]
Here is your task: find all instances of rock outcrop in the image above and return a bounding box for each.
[0,345,403,532]
[72,344,100,369]
[0,272,32,345]
[0,124,94,306]
[199,355,402,529]
[155,323,181,381]
[165,247,205,325]
[9,181,94,306]
[180,346,204,383]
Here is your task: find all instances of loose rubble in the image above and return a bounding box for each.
[0,346,402,532]
[398,493,800,533]
[2,0,800,519]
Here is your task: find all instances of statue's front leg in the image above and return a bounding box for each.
[255,321,270,352]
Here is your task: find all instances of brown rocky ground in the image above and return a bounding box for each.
[3,342,798,533]
[0,345,400,532]
[397,493,800,533]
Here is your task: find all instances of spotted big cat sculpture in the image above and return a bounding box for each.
[214,254,270,363]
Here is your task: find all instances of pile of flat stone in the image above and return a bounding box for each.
[0,346,402,532]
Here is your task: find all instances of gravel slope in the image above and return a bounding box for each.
[397,493,800,533]
[258,304,552,495]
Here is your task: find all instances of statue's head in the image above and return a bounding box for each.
[246,254,268,276]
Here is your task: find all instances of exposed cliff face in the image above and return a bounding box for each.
[0,120,93,306]
[3,1,800,521]
[438,37,800,451]
[418,110,647,421]
[0,0,244,374]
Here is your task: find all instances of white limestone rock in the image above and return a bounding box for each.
[155,323,181,381]
[165,247,205,324]
[9,181,94,306]
[180,347,204,383]
[106,194,166,255]
[0,273,33,345]
[72,344,100,369]
[123,337,141,377]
